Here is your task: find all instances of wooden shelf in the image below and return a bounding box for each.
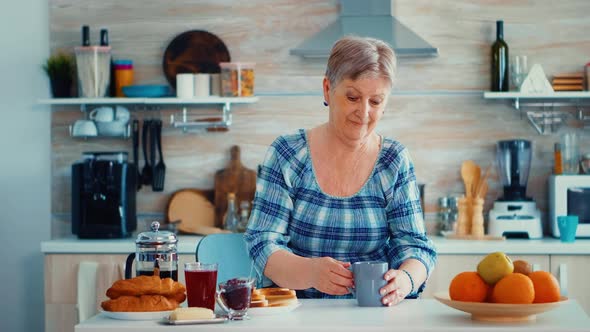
[38,96,259,106]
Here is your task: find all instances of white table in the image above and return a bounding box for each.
[76,299,590,332]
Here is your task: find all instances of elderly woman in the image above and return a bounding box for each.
[244,36,436,306]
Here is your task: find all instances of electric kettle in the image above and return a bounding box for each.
[125,221,178,280]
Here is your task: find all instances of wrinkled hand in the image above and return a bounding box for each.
[379,269,412,306]
[309,257,353,295]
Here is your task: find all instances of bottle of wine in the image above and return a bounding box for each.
[491,20,509,91]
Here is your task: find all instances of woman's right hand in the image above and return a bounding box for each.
[309,257,353,295]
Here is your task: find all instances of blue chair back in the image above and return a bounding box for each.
[195,233,254,285]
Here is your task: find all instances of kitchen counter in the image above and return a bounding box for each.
[41,235,590,255]
[75,299,589,332]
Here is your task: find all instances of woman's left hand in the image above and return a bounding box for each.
[379,269,412,306]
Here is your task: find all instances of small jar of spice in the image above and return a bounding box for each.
[219,62,255,97]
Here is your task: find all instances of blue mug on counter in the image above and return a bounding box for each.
[557,215,578,243]
[349,261,388,307]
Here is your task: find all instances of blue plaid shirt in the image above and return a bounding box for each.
[244,129,437,299]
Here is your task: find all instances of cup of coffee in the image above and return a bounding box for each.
[350,261,388,307]
[216,277,255,320]
[557,215,578,243]
[184,262,218,310]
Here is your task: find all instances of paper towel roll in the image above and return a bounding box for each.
[176,74,194,98]
[194,74,210,97]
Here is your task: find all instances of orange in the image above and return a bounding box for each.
[491,273,535,304]
[528,271,561,303]
[449,271,489,302]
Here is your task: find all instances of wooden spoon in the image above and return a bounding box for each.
[472,164,481,197]
[475,164,492,198]
[461,160,477,198]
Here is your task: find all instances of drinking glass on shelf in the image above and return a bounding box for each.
[511,55,528,91]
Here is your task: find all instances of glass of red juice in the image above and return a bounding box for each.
[184,262,218,310]
[216,277,255,320]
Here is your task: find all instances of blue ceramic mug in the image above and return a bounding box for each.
[349,261,388,307]
[557,215,578,243]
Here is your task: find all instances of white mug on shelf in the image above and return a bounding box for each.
[194,73,210,98]
[89,107,115,122]
[71,120,98,137]
[176,73,194,99]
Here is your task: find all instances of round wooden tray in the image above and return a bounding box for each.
[162,30,230,89]
[434,292,568,322]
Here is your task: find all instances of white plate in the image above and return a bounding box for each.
[247,301,301,317]
[100,309,173,321]
[161,316,228,325]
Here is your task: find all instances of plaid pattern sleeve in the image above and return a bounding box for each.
[382,146,437,297]
[244,136,297,280]
[245,130,437,298]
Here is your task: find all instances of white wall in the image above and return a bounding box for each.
[0,0,50,331]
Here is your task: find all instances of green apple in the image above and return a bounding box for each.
[477,252,514,285]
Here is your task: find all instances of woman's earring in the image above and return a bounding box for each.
[323,101,328,106]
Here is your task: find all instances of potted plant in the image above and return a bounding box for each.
[43,52,75,98]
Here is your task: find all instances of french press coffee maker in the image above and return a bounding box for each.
[125,221,178,280]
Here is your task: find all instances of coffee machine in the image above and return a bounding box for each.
[489,140,542,239]
[72,152,137,238]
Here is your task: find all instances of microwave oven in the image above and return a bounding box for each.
[548,175,590,238]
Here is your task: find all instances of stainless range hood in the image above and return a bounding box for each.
[290,0,438,58]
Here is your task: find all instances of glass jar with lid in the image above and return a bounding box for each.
[125,221,178,280]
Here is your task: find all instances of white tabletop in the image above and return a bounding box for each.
[76,299,590,332]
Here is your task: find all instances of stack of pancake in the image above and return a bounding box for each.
[250,287,298,308]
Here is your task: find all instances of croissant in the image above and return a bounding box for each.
[101,295,178,312]
[106,274,186,302]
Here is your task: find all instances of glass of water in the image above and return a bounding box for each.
[511,55,528,91]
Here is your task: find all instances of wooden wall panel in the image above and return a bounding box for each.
[49,0,590,237]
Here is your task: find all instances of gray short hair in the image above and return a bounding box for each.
[325,35,397,88]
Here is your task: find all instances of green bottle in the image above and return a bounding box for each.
[491,20,509,91]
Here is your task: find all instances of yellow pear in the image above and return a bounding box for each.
[477,252,514,285]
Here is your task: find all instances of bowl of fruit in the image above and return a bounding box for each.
[434,252,568,322]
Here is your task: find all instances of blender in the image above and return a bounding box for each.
[488,140,542,238]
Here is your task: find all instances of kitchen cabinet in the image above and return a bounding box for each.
[44,253,196,332]
[421,253,590,315]
[550,255,590,315]
[39,96,259,133]
[421,254,550,298]
[483,91,590,134]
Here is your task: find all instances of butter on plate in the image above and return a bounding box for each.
[169,307,215,321]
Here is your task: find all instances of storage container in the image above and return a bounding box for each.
[75,46,111,98]
[114,59,134,97]
[219,62,255,97]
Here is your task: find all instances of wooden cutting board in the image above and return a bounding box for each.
[214,145,257,228]
[167,189,228,235]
